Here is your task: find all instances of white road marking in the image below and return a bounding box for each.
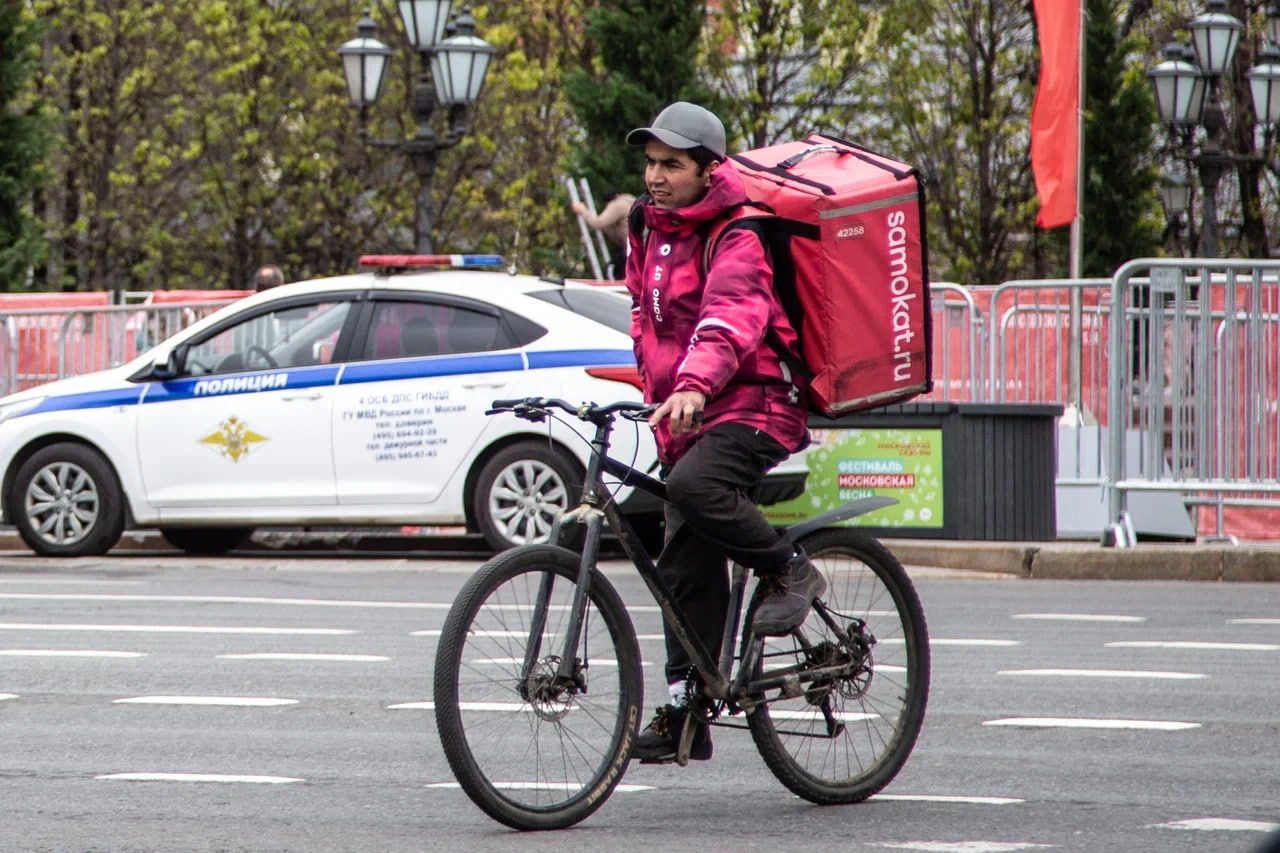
[0,693,16,701]
[867,843,1054,852]
[997,669,1206,680]
[0,593,449,609]
[1150,818,1280,832]
[1106,641,1280,651]
[1012,613,1145,622]
[0,579,147,585]
[469,657,647,667]
[983,717,1199,731]
[0,649,146,658]
[0,593,671,615]
[635,634,666,640]
[870,795,1025,805]
[388,701,559,712]
[881,638,1021,647]
[425,781,654,793]
[411,629,559,638]
[98,773,303,784]
[114,696,299,707]
[0,623,355,635]
[769,709,879,722]
[216,653,389,662]
[1228,618,1280,625]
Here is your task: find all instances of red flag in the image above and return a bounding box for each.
[1030,0,1080,229]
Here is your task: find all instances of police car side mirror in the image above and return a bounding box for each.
[152,345,188,381]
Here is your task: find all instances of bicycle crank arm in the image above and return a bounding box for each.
[676,714,696,767]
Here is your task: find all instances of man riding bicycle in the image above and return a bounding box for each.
[623,102,827,763]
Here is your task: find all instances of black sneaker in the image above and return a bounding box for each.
[751,549,828,636]
[631,704,713,763]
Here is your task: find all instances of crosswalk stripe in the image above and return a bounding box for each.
[216,653,389,662]
[425,781,654,793]
[0,649,146,658]
[1106,641,1279,651]
[1012,613,1145,622]
[997,669,1205,680]
[869,794,1025,805]
[98,773,303,784]
[0,623,355,635]
[114,696,299,707]
[983,717,1199,731]
[864,843,1053,851]
[1149,818,1280,832]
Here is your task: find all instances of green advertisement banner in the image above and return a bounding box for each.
[763,428,944,528]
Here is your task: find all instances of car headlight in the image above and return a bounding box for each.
[0,396,46,427]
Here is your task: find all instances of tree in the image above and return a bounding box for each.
[860,0,1040,285]
[429,0,597,275]
[0,1,52,291]
[700,0,889,149]
[564,0,714,201]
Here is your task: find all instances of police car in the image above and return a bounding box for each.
[0,255,665,556]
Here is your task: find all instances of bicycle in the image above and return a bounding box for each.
[433,397,930,831]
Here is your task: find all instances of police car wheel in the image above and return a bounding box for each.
[473,442,583,552]
[11,442,125,557]
[160,527,252,555]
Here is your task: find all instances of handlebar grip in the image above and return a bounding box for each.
[489,398,527,411]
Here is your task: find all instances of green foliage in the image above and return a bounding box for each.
[701,0,887,149]
[1059,0,1162,276]
[430,0,597,276]
[856,0,1040,284]
[0,2,52,291]
[564,0,713,200]
[32,0,377,291]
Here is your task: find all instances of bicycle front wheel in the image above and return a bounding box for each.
[433,545,643,830]
[746,530,929,804]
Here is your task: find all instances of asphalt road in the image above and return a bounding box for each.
[1,549,1278,853]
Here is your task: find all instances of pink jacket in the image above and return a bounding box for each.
[625,161,808,463]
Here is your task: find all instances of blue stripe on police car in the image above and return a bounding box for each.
[10,349,636,419]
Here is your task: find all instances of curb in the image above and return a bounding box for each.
[3,530,1279,581]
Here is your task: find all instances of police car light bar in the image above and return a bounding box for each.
[358,254,506,272]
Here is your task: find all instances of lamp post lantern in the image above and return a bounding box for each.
[338,4,495,254]
[1150,0,1280,259]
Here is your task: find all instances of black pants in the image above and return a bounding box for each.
[658,422,794,685]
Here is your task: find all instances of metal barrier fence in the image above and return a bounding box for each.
[0,300,237,397]
[1104,259,1280,546]
[5,271,1279,544]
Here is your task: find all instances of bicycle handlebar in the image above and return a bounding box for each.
[486,396,657,424]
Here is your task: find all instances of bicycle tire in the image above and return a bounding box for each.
[433,545,643,830]
[745,529,930,804]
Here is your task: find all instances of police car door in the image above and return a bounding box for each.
[332,295,525,507]
[136,296,357,512]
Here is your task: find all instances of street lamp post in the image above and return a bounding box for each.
[1148,0,1280,258]
[338,4,495,254]
[1158,173,1192,252]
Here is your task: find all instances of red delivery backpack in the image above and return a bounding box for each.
[706,134,932,415]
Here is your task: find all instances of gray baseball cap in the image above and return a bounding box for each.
[627,102,726,159]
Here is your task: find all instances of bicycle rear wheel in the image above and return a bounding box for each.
[745,530,929,804]
[433,545,643,830]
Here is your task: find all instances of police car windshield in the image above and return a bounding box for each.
[529,288,629,335]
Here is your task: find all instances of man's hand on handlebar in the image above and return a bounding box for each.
[649,389,705,437]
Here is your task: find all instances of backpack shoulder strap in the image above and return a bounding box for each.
[700,204,814,386]
[700,203,774,271]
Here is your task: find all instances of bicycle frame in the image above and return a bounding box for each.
[537,406,898,710]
